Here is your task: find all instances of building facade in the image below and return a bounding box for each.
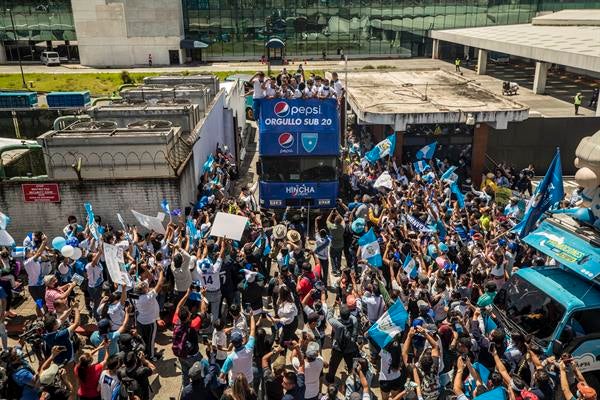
[0,0,599,65]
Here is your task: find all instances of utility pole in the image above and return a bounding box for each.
[7,9,27,88]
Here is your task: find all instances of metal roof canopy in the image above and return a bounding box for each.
[265,38,285,48]
[345,70,529,131]
[431,10,600,73]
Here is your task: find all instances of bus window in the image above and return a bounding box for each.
[261,157,337,182]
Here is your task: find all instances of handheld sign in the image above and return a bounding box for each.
[209,212,248,241]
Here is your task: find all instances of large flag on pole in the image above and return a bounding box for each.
[416,141,437,160]
[367,299,408,348]
[358,228,382,267]
[513,149,563,238]
[365,133,396,164]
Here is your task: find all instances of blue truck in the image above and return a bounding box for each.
[492,213,600,385]
[256,98,340,209]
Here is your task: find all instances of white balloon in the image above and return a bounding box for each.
[61,245,74,258]
[70,247,83,260]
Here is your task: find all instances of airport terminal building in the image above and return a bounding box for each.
[0,0,598,66]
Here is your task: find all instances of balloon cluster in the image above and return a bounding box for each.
[51,236,83,260]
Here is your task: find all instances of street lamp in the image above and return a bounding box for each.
[6,9,27,88]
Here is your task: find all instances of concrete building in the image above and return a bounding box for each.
[2,1,600,65]
[345,69,529,185]
[0,73,249,239]
[70,0,184,66]
[431,9,600,115]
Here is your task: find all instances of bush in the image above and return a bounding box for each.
[362,65,375,69]
[377,65,391,69]
[120,70,134,84]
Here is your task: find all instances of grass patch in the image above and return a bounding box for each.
[0,69,325,97]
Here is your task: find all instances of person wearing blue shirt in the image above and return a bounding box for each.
[90,306,131,362]
[42,299,80,365]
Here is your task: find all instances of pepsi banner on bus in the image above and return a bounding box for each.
[258,98,339,135]
[260,131,339,156]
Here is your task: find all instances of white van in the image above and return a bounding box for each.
[40,51,60,66]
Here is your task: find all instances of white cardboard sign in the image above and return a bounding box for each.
[103,243,130,286]
[209,212,248,241]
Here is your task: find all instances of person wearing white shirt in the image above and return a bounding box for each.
[292,341,324,400]
[250,71,266,121]
[135,267,165,361]
[197,238,226,321]
[171,248,195,301]
[85,250,104,321]
[378,339,404,400]
[265,79,277,98]
[272,286,298,344]
[331,72,344,98]
[239,181,259,212]
[23,237,47,317]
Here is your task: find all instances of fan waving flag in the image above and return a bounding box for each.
[160,199,170,215]
[365,133,396,164]
[416,141,437,160]
[358,228,382,267]
[403,253,418,279]
[441,165,458,182]
[368,299,408,348]
[513,148,563,238]
[202,153,215,173]
[414,160,431,175]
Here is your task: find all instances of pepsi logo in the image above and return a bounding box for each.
[274,101,290,117]
[278,133,294,148]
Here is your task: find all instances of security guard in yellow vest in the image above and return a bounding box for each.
[574,92,583,115]
[455,57,461,73]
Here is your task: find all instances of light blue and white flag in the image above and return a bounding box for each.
[367,299,408,349]
[403,253,418,279]
[358,228,382,267]
[441,165,458,183]
[84,203,100,240]
[413,160,431,175]
[160,199,170,215]
[253,233,271,257]
[451,182,465,208]
[0,212,10,230]
[365,133,396,164]
[187,217,199,240]
[416,141,437,160]
[116,213,130,240]
[202,153,215,173]
[0,230,14,247]
[513,148,563,238]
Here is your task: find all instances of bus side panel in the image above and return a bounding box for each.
[259,181,338,209]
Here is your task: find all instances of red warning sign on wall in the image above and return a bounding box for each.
[22,183,61,203]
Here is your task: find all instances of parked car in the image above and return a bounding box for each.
[40,51,61,66]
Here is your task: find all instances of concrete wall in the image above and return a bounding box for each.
[488,117,600,174]
[0,177,180,240]
[71,0,184,66]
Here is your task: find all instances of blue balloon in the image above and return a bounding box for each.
[52,236,66,251]
[66,237,79,247]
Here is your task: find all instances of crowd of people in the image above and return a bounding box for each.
[0,123,597,400]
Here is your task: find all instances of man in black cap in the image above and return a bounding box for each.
[181,360,210,400]
[325,301,359,383]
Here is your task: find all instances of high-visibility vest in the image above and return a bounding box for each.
[574,94,582,105]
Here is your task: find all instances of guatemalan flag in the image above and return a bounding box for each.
[403,253,418,279]
[202,153,215,173]
[358,228,382,267]
[441,165,458,183]
[365,133,396,164]
[416,141,437,160]
[413,160,431,175]
[367,299,409,348]
[160,199,170,215]
[0,212,10,230]
[513,148,563,238]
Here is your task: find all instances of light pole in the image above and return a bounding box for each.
[6,9,26,88]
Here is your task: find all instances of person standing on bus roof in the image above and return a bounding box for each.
[250,71,266,121]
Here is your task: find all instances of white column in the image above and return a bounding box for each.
[476,49,488,75]
[432,39,440,59]
[533,61,550,95]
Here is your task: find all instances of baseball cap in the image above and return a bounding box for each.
[97,318,111,335]
[231,331,244,347]
[577,382,598,400]
[306,342,320,359]
[188,361,203,381]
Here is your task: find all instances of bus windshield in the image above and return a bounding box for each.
[494,275,565,345]
[261,157,337,182]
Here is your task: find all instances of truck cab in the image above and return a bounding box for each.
[492,213,600,384]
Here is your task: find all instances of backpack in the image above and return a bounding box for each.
[172,322,191,358]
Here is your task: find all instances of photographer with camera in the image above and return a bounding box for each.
[301,287,327,347]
